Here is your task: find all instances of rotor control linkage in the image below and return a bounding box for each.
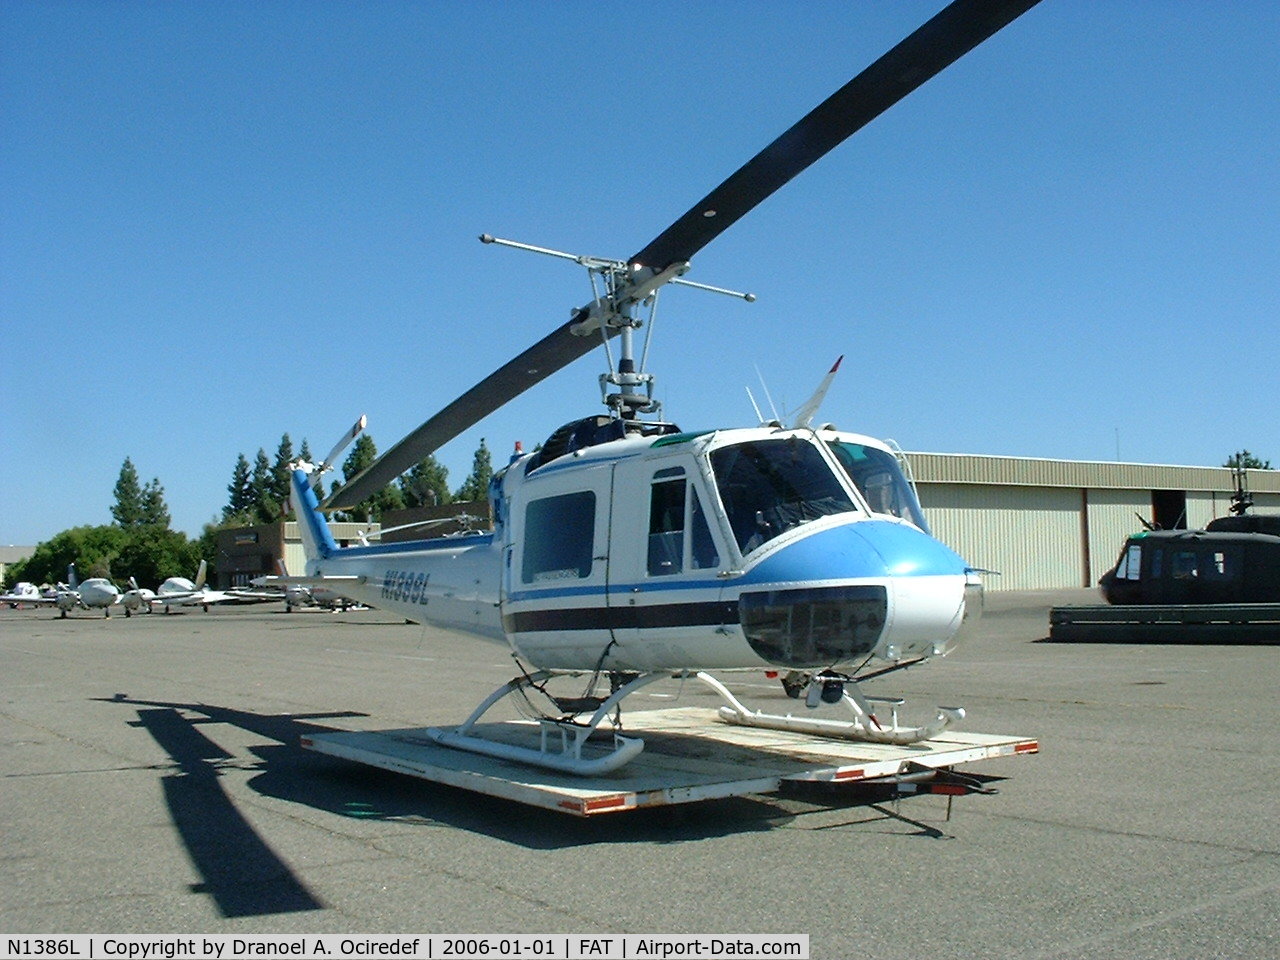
[480,232,755,419]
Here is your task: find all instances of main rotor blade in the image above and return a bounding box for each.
[630,0,1042,272]
[323,0,1041,510]
[322,321,598,510]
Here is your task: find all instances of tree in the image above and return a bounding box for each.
[270,433,294,514]
[400,455,451,507]
[10,525,127,586]
[454,438,493,503]
[224,454,253,520]
[114,526,201,586]
[250,448,277,523]
[334,434,405,523]
[140,478,171,528]
[1224,450,1271,470]
[111,458,145,527]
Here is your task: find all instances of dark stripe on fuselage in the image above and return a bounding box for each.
[502,600,739,634]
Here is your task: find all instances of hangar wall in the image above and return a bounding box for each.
[910,453,1280,592]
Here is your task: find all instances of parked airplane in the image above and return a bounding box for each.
[1,582,43,607]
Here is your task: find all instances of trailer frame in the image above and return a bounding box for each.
[302,706,1037,816]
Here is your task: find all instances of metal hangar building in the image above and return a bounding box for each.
[909,453,1280,592]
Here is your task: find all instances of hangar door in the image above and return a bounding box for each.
[918,484,1086,591]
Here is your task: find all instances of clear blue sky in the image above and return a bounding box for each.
[3,1,1277,547]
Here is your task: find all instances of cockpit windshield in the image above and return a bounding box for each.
[710,437,857,555]
[824,440,930,533]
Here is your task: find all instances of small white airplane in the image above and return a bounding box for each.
[36,565,123,617]
[255,560,364,613]
[152,560,282,612]
[120,577,156,617]
[1,582,44,607]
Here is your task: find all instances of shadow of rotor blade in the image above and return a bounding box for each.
[134,708,324,917]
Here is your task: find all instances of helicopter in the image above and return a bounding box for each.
[1099,464,1280,605]
[273,0,1043,777]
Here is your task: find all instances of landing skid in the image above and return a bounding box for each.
[700,672,966,746]
[426,669,967,776]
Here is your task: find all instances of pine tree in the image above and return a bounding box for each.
[140,478,171,528]
[224,454,253,520]
[454,438,494,503]
[250,448,276,523]
[400,455,451,507]
[270,433,294,513]
[335,434,404,522]
[111,457,146,527]
[1224,450,1272,470]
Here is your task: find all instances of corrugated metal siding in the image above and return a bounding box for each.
[907,453,1280,494]
[1084,488,1149,585]
[1185,492,1218,531]
[918,484,1085,591]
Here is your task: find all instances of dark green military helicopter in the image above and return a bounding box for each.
[1099,465,1280,605]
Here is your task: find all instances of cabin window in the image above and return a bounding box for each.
[522,491,596,583]
[711,438,856,554]
[1203,550,1236,581]
[690,487,720,570]
[1170,551,1198,580]
[825,440,930,532]
[648,475,686,576]
[1116,543,1142,580]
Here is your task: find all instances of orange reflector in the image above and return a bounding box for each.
[300,737,313,747]
[929,783,969,796]
[1014,741,1040,754]
[834,768,865,781]
[582,794,628,813]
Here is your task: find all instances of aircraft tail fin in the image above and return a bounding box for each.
[67,563,79,590]
[291,466,337,563]
[194,559,208,591]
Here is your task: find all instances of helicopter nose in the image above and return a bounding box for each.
[736,519,971,667]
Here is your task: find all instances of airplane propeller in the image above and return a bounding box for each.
[324,0,1042,512]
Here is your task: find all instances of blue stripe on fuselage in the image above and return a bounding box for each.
[737,518,966,586]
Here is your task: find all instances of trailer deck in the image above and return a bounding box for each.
[302,707,1038,816]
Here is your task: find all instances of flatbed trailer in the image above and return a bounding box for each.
[302,706,1038,816]
[1049,603,1280,643]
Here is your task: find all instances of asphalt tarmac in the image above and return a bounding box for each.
[2,590,1278,958]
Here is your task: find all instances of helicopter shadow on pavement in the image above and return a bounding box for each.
[98,695,823,883]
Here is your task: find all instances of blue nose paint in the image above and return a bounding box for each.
[739,519,967,585]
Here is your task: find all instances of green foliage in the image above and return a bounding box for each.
[1224,450,1271,470]
[332,434,405,523]
[250,448,279,523]
[225,453,253,519]
[454,438,493,503]
[270,433,294,514]
[400,455,451,507]
[140,478,171,527]
[8,526,128,586]
[114,526,202,586]
[111,458,145,526]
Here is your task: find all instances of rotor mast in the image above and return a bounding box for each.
[479,233,754,420]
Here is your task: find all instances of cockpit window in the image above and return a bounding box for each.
[710,438,856,555]
[824,441,929,533]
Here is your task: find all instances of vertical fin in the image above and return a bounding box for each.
[292,468,337,562]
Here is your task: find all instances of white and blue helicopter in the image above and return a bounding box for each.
[270,0,1040,777]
